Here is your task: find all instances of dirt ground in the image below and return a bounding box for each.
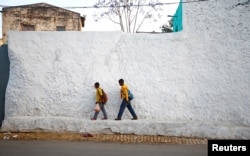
[0,132,208,144]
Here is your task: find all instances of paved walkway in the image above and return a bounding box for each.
[3,117,249,139]
[0,132,207,144]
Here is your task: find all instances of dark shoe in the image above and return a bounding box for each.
[91,118,96,120]
[115,118,121,120]
[131,117,138,120]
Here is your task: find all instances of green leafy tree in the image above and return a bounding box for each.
[160,18,173,33]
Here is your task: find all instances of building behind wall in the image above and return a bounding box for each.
[1,3,85,43]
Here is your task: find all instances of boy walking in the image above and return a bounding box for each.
[91,82,108,120]
[115,79,138,120]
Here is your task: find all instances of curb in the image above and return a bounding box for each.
[0,132,208,144]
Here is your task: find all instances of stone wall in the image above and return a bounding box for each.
[2,3,82,43]
[1,0,250,139]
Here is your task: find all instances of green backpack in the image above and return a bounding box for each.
[128,89,134,101]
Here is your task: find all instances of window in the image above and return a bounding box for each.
[56,26,65,31]
[22,25,35,31]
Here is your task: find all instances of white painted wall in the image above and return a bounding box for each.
[2,0,250,139]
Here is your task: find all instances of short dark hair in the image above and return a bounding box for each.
[118,79,124,84]
[94,82,99,86]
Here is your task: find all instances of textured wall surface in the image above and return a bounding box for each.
[1,0,250,139]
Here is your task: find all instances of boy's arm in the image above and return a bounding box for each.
[98,88,103,96]
[96,88,103,103]
[122,86,129,101]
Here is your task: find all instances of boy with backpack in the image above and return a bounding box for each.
[91,82,108,120]
[115,79,138,120]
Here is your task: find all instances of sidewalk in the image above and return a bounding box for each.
[0,132,207,145]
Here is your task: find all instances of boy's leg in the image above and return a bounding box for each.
[92,104,100,120]
[116,100,127,119]
[100,103,108,119]
[127,103,137,119]
[92,111,99,120]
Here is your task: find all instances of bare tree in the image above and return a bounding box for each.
[93,0,163,33]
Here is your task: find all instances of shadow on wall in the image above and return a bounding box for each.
[0,44,10,127]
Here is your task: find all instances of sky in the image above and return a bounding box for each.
[0,0,180,38]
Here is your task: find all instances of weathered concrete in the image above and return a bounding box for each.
[2,117,250,139]
[2,2,83,43]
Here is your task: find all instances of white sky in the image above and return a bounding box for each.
[0,0,180,37]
